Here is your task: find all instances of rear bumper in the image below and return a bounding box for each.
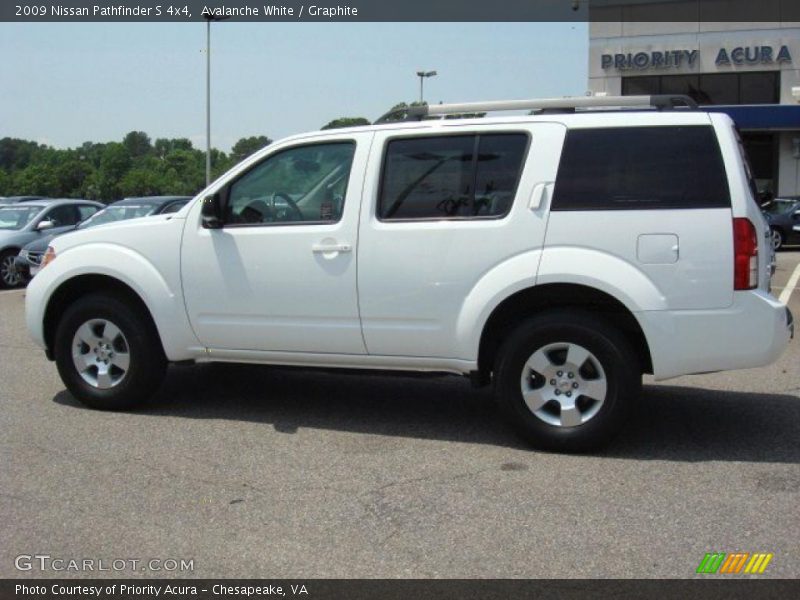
[639,291,792,381]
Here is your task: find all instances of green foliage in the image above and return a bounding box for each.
[0,132,277,202]
[321,117,370,130]
[230,136,272,164]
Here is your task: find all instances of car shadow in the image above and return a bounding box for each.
[52,363,800,463]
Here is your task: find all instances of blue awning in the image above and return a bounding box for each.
[701,104,800,131]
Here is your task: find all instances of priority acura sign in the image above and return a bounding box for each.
[601,45,792,70]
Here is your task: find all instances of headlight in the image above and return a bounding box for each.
[18,249,28,259]
[41,246,56,269]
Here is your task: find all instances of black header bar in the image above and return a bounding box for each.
[2,1,799,23]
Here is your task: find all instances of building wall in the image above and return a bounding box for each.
[589,15,800,196]
[589,23,800,101]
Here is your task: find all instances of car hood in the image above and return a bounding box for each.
[22,232,60,252]
[50,214,180,254]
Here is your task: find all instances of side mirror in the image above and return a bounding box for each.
[201,192,225,229]
[36,220,54,231]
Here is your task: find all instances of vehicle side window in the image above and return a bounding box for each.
[226,142,355,226]
[552,126,731,211]
[78,205,100,220]
[44,205,81,227]
[378,133,528,220]
[160,201,185,214]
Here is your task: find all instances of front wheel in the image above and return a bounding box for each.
[54,293,167,410]
[0,250,23,289]
[493,311,641,452]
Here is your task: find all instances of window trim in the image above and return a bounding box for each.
[376,131,531,223]
[221,139,357,229]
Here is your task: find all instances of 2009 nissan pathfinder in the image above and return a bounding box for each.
[25,95,792,451]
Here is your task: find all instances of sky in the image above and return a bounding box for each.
[0,22,588,152]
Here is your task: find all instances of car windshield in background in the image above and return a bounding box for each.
[0,206,41,230]
[763,199,799,215]
[78,204,156,228]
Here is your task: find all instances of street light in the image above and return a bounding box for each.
[204,13,229,187]
[416,70,437,103]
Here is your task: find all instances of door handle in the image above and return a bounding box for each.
[529,181,554,210]
[312,242,352,254]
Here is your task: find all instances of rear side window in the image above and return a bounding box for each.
[378,133,528,220]
[552,126,730,210]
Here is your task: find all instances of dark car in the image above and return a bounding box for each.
[14,195,192,280]
[1,199,104,287]
[762,196,800,250]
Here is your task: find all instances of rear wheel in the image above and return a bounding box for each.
[770,227,785,251]
[54,293,166,410]
[0,250,23,289]
[493,310,641,452]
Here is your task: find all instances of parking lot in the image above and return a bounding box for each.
[1,252,799,579]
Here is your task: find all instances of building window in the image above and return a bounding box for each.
[621,71,779,105]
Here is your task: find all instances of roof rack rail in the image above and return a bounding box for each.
[374,94,698,123]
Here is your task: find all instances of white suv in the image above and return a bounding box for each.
[25,95,793,451]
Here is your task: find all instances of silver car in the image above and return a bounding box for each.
[0,199,103,288]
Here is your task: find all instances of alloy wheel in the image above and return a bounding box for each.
[71,319,131,389]
[519,342,608,428]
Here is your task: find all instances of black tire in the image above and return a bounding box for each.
[770,227,785,251]
[0,249,23,289]
[54,292,167,410]
[493,310,641,452]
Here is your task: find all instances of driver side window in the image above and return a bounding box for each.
[226,141,355,226]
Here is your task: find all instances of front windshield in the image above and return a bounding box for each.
[78,204,156,228]
[0,206,42,230]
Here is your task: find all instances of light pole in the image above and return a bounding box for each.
[204,14,229,187]
[416,70,437,103]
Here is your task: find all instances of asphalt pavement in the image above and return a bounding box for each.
[1,252,799,579]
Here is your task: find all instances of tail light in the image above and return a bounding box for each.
[733,218,758,290]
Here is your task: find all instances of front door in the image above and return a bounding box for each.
[181,133,371,354]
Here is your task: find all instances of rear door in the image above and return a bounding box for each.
[357,122,566,358]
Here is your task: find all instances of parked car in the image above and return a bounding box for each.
[25,95,793,451]
[0,196,48,205]
[0,199,104,288]
[762,196,800,250]
[14,196,191,281]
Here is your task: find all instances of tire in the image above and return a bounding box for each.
[54,292,167,410]
[770,227,785,251]
[0,249,23,289]
[493,310,641,452]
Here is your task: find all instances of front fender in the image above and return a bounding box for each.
[25,242,200,361]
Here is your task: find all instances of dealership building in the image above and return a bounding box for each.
[589,18,800,198]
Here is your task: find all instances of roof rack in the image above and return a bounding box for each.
[374,94,698,124]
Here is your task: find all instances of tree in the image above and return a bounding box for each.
[12,164,59,196]
[230,136,272,164]
[154,137,193,158]
[122,131,152,159]
[56,160,95,197]
[321,117,370,130]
